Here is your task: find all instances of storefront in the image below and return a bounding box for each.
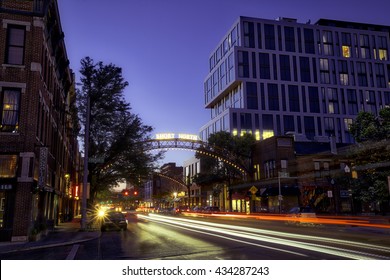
[0,181,16,241]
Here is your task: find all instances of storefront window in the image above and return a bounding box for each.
[0,155,17,178]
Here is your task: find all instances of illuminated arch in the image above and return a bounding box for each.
[155,173,188,189]
[142,133,249,176]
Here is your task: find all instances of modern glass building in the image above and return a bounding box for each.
[200,16,390,143]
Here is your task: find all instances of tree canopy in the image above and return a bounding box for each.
[349,107,390,142]
[347,107,390,211]
[77,57,162,203]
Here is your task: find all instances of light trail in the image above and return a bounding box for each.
[137,214,390,260]
[182,212,390,229]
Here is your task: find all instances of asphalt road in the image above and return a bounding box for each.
[2,213,390,260]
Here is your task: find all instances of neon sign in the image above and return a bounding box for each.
[155,133,199,141]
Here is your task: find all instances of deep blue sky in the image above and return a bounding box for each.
[58,0,390,166]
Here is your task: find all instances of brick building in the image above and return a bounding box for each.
[0,0,79,241]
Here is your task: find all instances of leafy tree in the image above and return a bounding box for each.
[349,107,390,142]
[77,57,162,204]
[347,107,390,212]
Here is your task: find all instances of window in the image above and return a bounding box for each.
[365,90,377,114]
[326,88,339,114]
[240,113,252,130]
[341,32,352,58]
[279,55,291,81]
[360,34,370,59]
[378,36,388,60]
[284,26,295,52]
[324,117,335,137]
[283,115,294,133]
[243,21,255,48]
[288,85,300,112]
[338,60,349,86]
[304,116,315,140]
[320,58,330,84]
[219,61,227,89]
[259,53,270,79]
[1,88,21,132]
[268,84,279,111]
[246,82,258,110]
[238,51,249,78]
[299,57,311,82]
[308,86,320,113]
[375,63,386,88]
[357,62,368,87]
[264,24,276,50]
[322,31,333,55]
[347,89,358,115]
[5,25,26,65]
[303,28,315,54]
[0,155,18,178]
[342,46,351,58]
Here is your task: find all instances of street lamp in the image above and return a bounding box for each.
[81,91,90,231]
[173,192,177,207]
[344,165,354,214]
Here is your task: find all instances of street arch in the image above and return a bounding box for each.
[143,133,249,176]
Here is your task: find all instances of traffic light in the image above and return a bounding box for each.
[133,191,138,196]
[124,191,129,196]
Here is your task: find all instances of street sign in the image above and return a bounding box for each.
[278,172,289,178]
[327,190,333,198]
[249,186,258,194]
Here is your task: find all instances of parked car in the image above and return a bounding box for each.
[202,206,220,213]
[172,205,190,214]
[101,211,128,231]
[192,206,203,212]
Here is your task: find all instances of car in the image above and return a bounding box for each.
[192,206,203,212]
[172,205,190,214]
[101,211,128,231]
[202,206,220,213]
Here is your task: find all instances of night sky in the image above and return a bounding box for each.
[58,0,390,165]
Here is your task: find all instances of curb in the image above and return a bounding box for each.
[0,231,101,255]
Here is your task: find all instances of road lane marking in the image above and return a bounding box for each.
[66,244,80,260]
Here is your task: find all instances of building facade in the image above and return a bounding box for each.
[200,16,390,143]
[0,0,79,241]
[143,163,186,209]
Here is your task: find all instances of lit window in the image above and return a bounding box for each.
[379,49,388,60]
[0,155,18,178]
[342,46,351,58]
[339,73,349,85]
[262,130,274,139]
[255,130,260,140]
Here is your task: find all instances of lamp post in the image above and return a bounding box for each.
[173,192,177,207]
[81,93,90,231]
[344,165,354,214]
[278,172,283,214]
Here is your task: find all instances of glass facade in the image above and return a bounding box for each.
[201,17,390,143]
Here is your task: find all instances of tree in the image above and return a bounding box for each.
[349,107,390,142]
[77,57,162,204]
[347,107,390,213]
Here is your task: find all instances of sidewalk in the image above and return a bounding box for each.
[0,217,101,255]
